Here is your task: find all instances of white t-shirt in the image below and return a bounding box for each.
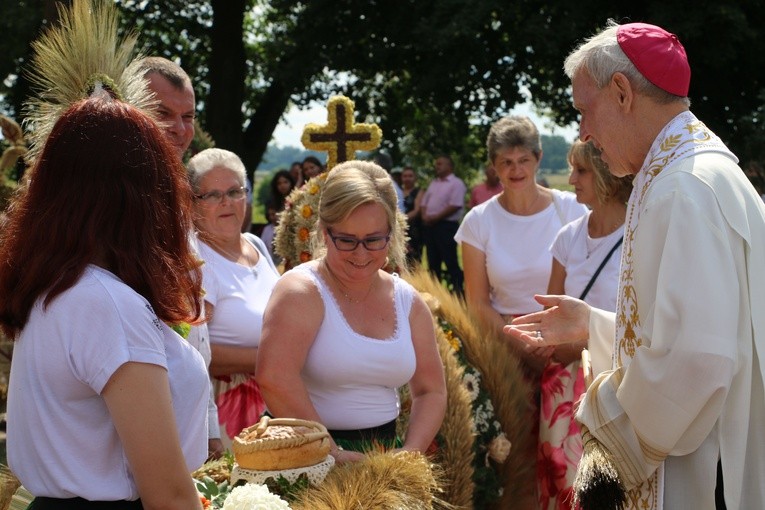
[455,190,587,315]
[185,319,219,438]
[259,223,278,264]
[551,211,623,311]
[198,234,279,348]
[294,264,417,430]
[7,266,208,500]
[187,230,219,438]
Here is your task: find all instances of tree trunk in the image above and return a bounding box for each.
[206,0,247,157]
[241,80,294,182]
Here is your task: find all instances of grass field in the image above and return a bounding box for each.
[543,172,573,192]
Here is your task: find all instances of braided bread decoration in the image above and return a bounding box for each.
[232,416,331,470]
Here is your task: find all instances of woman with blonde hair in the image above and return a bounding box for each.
[256,160,446,464]
[537,140,632,509]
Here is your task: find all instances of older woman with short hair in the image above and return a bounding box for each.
[455,116,587,509]
[456,116,587,363]
[188,148,280,447]
[256,161,446,464]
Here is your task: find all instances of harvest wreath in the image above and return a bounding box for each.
[274,95,383,268]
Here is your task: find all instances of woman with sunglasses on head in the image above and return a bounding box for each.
[256,161,446,464]
[187,148,280,448]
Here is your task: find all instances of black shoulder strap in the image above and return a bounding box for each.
[578,236,623,301]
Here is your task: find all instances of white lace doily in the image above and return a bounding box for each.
[230,455,335,486]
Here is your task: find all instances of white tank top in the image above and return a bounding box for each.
[293,264,417,430]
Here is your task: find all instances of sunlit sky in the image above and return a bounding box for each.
[271,99,580,148]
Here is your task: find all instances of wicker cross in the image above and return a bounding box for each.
[301,95,382,170]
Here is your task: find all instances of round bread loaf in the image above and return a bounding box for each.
[232,416,331,471]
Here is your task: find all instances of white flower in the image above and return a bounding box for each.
[222,483,291,510]
[487,432,512,463]
[474,404,491,433]
[462,372,481,402]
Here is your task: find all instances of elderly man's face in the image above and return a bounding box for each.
[572,71,633,177]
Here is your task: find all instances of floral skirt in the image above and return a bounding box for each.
[213,372,267,447]
[538,360,585,510]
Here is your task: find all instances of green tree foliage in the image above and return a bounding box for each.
[258,146,326,173]
[540,135,570,172]
[1,1,763,185]
[0,0,69,119]
[549,1,765,166]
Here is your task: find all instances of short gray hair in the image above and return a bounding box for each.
[563,20,690,106]
[486,115,542,163]
[186,148,246,192]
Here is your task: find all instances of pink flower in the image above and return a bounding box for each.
[540,362,572,419]
[538,441,569,509]
[216,376,267,439]
[549,400,574,429]
[573,365,586,397]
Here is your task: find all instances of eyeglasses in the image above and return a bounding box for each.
[195,186,246,204]
[327,228,391,251]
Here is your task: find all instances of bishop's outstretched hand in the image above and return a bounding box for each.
[503,295,591,348]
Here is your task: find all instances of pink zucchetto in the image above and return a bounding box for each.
[617,22,691,97]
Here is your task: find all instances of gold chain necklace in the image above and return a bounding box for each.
[322,259,375,304]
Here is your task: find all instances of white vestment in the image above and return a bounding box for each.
[577,111,765,509]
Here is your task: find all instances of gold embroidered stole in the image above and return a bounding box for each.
[614,111,733,510]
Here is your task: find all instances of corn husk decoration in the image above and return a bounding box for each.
[23,0,155,164]
[406,269,535,508]
[572,350,627,510]
[291,451,446,510]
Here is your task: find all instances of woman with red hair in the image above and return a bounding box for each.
[0,95,208,508]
